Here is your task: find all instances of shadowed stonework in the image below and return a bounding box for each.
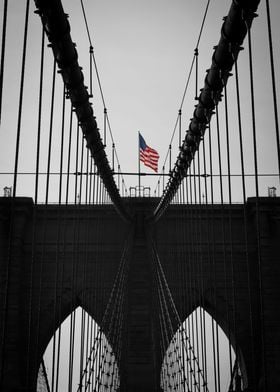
[1,197,280,391]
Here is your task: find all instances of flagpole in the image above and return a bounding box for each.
[138,131,141,196]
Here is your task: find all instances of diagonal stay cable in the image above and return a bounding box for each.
[80,0,128,193]
[76,230,132,391]
[34,0,131,221]
[154,0,210,193]
[153,0,261,222]
[152,240,209,391]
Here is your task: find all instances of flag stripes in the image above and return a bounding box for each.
[139,133,159,172]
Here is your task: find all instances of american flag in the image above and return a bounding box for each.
[139,133,159,172]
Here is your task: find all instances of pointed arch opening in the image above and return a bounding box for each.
[161,307,243,392]
[37,306,120,391]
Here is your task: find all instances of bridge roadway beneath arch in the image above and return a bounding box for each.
[0,196,280,391]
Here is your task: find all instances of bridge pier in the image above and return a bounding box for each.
[154,197,280,392]
[0,197,280,391]
[0,197,129,391]
[120,201,163,392]
[248,198,280,391]
[0,198,38,391]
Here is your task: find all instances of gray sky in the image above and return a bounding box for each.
[0,0,279,199]
[64,0,280,196]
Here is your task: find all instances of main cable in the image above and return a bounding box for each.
[34,0,131,222]
[153,0,261,221]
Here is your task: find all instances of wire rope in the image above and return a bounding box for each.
[246,19,267,391]
[13,0,30,197]
[153,241,209,391]
[265,0,280,181]
[0,0,8,124]
[223,84,236,377]
[26,23,45,389]
[79,0,127,192]
[234,58,256,391]
[45,59,57,204]
[154,0,211,193]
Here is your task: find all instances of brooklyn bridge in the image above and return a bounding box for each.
[0,0,280,391]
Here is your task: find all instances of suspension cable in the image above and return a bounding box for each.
[152,241,209,391]
[234,57,256,390]
[265,0,280,181]
[13,0,30,197]
[79,0,128,194]
[154,1,211,190]
[246,17,267,391]
[153,0,261,221]
[0,0,8,124]
[34,0,131,222]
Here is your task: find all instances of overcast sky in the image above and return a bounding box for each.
[0,0,279,200]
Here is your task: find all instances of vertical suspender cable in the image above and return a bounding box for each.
[235,58,257,389]
[201,139,208,390]
[197,149,207,392]
[92,164,97,204]
[54,84,67,392]
[69,193,79,392]
[35,26,45,204]
[191,160,198,389]
[67,116,80,391]
[247,21,267,391]
[51,83,65,392]
[208,123,218,392]
[0,0,8,124]
[69,309,76,390]
[36,54,56,383]
[79,135,85,204]
[184,175,193,392]
[215,104,229,392]
[66,105,73,204]
[25,20,44,388]
[85,149,89,203]
[80,133,90,391]
[72,118,83,391]
[75,122,80,203]
[247,25,259,198]
[223,84,235,374]
[59,85,66,204]
[79,307,85,390]
[234,59,256,390]
[36,52,56,392]
[64,98,74,392]
[188,165,196,392]
[27,23,45,386]
[46,59,56,203]
[89,160,93,204]
[215,105,223,204]
[196,153,204,392]
[176,202,187,392]
[13,0,30,197]
[265,0,280,180]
